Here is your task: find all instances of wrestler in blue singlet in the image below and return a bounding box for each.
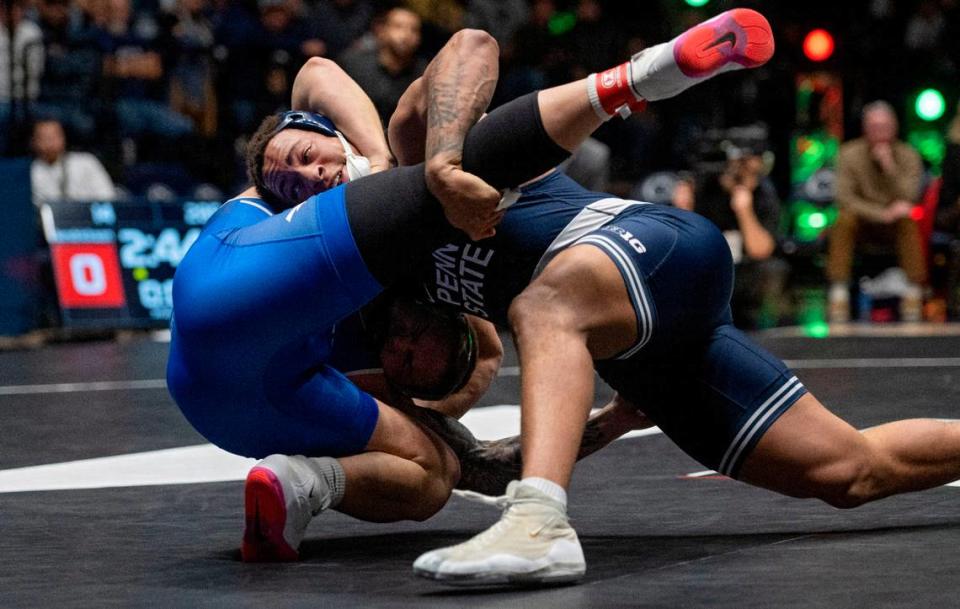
[415,170,807,479]
[167,189,382,458]
[166,91,574,460]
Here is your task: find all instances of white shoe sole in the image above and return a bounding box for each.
[413,563,585,587]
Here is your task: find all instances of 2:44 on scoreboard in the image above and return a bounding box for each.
[117,227,200,269]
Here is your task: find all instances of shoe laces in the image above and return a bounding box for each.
[451,489,564,546]
[452,489,510,509]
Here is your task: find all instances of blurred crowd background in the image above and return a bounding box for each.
[3,0,960,335]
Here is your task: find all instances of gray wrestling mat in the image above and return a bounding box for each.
[2,327,960,608]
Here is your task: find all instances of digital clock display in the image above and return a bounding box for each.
[41,199,220,328]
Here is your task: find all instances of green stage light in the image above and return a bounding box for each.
[792,201,836,242]
[684,0,711,6]
[547,11,576,36]
[908,129,946,171]
[807,211,827,229]
[803,321,830,338]
[915,88,946,121]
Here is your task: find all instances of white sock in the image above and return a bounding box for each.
[629,41,682,101]
[519,477,567,507]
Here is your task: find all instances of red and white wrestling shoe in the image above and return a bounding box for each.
[589,8,774,118]
[632,8,774,101]
[241,454,341,562]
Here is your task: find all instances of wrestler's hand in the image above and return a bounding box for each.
[367,153,395,175]
[426,155,503,240]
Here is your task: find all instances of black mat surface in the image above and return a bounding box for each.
[2,330,959,608]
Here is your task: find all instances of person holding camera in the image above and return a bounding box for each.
[672,142,783,329]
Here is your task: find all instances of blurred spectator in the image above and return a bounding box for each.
[463,0,527,49]
[163,0,218,137]
[214,0,319,135]
[30,118,117,205]
[905,0,945,52]
[337,7,425,124]
[671,138,785,329]
[938,101,960,319]
[309,0,374,58]
[496,0,558,102]
[92,0,194,149]
[565,0,623,80]
[404,0,461,35]
[33,0,102,144]
[560,138,610,192]
[826,101,925,322]
[0,0,44,154]
[257,0,326,59]
[904,0,950,82]
[937,102,960,236]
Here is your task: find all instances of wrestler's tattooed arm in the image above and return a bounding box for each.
[390,393,654,497]
[352,370,652,495]
[421,29,502,240]
[455,395,654,495]
[422,31,498,160]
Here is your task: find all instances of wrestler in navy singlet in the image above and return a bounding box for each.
[416,170,807,478]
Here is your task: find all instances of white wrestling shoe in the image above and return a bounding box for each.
[413,481,586,586]
[241,454,343,562]
[630,8,775,101]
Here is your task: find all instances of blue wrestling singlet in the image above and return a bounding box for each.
[166,188,383,458]
[416,170,808,479]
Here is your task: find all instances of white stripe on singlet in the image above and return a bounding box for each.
[717,376,805,476]
[575,234,654,356]
[229,198,273,216]
[531,197,646,279]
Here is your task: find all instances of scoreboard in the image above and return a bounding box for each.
[40,199,220,328]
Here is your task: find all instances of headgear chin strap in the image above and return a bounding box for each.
[273,110,372,182]
[332,130,372,181]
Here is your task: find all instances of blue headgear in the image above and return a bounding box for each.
[273,110,339,137]
[272,110,372,182]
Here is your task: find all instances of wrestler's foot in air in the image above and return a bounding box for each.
[670,8,775,80]
[241,455,339,562]
[590,9,774,117]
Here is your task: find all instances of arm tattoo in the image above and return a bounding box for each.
[396,400,621,496]
[424,39,497,162]
[391,400,520,496]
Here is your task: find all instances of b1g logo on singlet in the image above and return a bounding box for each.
[429,243,494,318]
[50,243,126,308]
[602,225,647,254]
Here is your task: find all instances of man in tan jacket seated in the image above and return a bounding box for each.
[826,101,926,322]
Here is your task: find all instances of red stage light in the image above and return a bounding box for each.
[803,29,835,62]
